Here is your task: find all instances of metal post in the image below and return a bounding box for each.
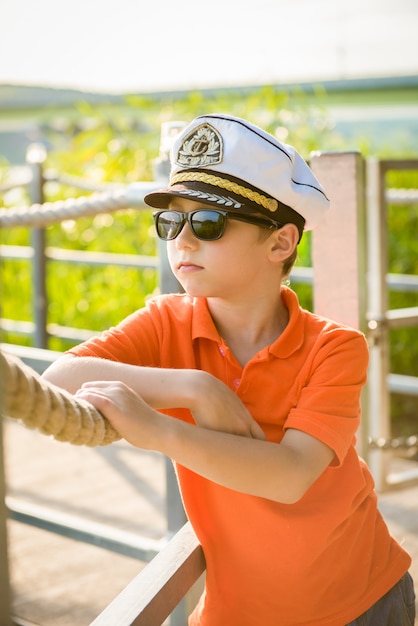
[154,122,187,296]
[365,158,390,491]
[153,123,187,531]
[154,123,189,625]
[27,143,48,348]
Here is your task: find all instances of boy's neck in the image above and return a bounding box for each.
[207,290,289,366]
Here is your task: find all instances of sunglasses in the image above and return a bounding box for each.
[153,209,282,241]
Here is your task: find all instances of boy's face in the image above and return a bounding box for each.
[165,197,280,301]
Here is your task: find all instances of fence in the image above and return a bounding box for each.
[1,139,418,624]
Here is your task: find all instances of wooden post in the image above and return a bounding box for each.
[310,152,369,459]
[310,152,367,330]
[154,124,189,626]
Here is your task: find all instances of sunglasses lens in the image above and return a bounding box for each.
[154,210,227,241]
[155,211,183,240]
[191,211,226,240]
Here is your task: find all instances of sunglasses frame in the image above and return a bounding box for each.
[153,209,282,241]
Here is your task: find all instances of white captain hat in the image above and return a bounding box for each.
[144,113,330,239]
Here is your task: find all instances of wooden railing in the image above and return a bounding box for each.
[91,522,205,626]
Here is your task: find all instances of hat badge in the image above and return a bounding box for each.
[176,124,223,168]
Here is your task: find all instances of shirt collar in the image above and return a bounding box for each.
[269,286,304,358]
[191,297,221,342]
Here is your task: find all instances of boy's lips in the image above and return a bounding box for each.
[178,261,203,272]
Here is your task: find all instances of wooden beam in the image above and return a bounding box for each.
[310,151,367,331]
[310,151,369,461]
[91,522,205,626]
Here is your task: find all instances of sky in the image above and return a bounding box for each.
[2,0,418,94]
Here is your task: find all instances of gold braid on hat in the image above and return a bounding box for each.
[170,171,279,213]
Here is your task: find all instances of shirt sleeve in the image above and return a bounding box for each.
[67,300,163,366]
[284,327,369,465]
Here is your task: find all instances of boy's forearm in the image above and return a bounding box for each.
[74,377,334,503]
[42,355,201,409]
[44,356,265,440]
[74,379,305,504]
[156,417,328,504]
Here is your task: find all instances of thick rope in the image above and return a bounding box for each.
[0,189,131,229]
[0,350,121,447]
[0,182,162,229]
[45,170,125,193]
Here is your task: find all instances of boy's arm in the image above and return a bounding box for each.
[76,380,334,504]
[42,355,265,440]
[43,354,199,402]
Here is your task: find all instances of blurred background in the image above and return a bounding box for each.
[1,0,418,164]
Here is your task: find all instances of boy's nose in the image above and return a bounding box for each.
[175,222,198,249]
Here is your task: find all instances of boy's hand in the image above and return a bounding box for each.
[76,374,265,443]
[76,381,162,450]
[189,373,265,440]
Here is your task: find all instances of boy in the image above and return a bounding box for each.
[43,114,415,625]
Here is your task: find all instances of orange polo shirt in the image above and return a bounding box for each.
[69,287,411,625]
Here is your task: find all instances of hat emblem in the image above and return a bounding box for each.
[176,124,223,168]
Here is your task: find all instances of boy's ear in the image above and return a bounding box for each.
[268,224,299,261]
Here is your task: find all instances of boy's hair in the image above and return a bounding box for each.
[283,249,298,278]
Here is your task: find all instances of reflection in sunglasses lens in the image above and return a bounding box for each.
[192,211,224,240]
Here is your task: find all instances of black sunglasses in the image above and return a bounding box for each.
[153,209,282,241]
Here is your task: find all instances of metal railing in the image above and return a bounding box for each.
[366,158,418,490]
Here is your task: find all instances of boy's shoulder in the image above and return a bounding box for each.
[282,288,368,361]
[299,308,368,366]
[303,307,364,336]
[301,306,367,349]
[284,286,365,338]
